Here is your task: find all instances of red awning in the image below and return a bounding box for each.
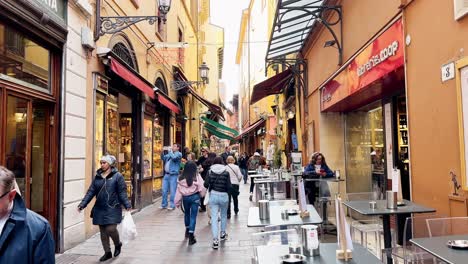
[235,118,266,140]
[110,59,155,99]
[156,90,180,114]
[250,69,293,105]
[188,87,225,121]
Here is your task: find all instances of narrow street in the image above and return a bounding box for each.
[56,183,256,264]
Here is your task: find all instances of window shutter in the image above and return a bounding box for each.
[454,0,468,20]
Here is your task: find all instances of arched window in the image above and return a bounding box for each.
[155,77,168,94]
[109,33,138,71]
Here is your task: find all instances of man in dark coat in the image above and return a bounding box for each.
[78,155,131,262]
[0,166,55,263]
[221,146,231,164]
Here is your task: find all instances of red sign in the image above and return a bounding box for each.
[321,19,404,111]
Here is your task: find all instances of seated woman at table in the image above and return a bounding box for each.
[303,152,334,205]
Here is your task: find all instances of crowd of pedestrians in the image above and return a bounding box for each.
[160,144,268,250]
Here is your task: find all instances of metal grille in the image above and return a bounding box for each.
[112,43,136,70]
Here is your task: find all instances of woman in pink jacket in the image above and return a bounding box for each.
[175,161,206,245]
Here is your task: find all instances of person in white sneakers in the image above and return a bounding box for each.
[204,157,231,249]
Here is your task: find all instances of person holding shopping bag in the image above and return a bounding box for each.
[225,156,242,218]
[77,155,131,262]
[204,157,231,249]
[175,161,206,245]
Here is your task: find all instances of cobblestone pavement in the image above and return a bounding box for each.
[56,183,258,264]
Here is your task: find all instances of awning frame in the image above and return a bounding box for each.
[266,0,343,65]
[235,118,267,141]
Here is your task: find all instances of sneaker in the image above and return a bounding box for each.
[212,239,219,249]
[220,232,228,241]
[159,206,167,209]
[167,207,175,210]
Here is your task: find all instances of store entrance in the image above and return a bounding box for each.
[3,93,56,229]
[345,101,386,196]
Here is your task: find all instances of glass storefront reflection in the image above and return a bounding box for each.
[5,96,28,196]
[0,23,50,91]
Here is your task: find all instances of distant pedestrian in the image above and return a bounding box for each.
[204,157,231,249]
[225,156,242,218]
[221,146,231,164]
[266,140,275,168]
[238,152,249,184]
[0,166,55,263]
[160,143,182,210]
[248,152,261,201]
[175,161,206,245]
[78,155,131,262]
[199,152,216,212]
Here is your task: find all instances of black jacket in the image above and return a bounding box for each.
[204,164,231,193]
[238,156,248,169]
[79,167,131,225]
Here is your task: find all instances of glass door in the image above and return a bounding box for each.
[5,95,30,200]
[345,102,386,195]
[30,102,51,217]
[4,94,52,216]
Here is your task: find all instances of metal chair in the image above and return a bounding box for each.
[346,192,384,256]
[251,229,300,264]
[384,214,440,264]
[426,217,468,237]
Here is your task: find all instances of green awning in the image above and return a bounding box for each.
[200,116,238,136]
[203,125,235,140]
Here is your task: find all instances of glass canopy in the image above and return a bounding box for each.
[266,0,324,60]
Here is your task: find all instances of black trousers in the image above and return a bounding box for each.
[250,177,255,193]
[228,184,240,216]
[99,224,120,253]
[306,181,318,205]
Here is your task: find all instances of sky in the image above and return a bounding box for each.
[210,0,251,107]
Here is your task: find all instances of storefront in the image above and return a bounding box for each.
[0,0,67,247]
[319,18,409,198]
[94,49,179,208]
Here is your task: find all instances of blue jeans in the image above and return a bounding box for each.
[240,168,248,183]
[161,174,178,208]
[209,191,229,240]
[182,193,200,233]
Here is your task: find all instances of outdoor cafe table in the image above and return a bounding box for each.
[255,178,289,200]
[255,242,382,264]
[247,204,322,228]
[410,235,468,264]
[343,199,435,264]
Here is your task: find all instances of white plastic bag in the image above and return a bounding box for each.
[204,191,210,206]
[121,211,137,244]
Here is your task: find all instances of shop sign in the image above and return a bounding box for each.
[321,19,404,111]
[95,73,109,94]
[31,0,65,20]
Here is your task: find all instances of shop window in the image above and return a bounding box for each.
[95,93,105,171]
[0,23,51,92]
[153,116,163,193]
[143,117,153,178]
[456,59,468,190]
[345,103,385,195]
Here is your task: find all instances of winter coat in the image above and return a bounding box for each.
[174,174,207,207]
[0,194,55,263]
[225,164,243,184]
[79,167,131,225]
[303,164,334,197]
[238,156,248,169]
[162,151,182,175]
[204,164,232,193]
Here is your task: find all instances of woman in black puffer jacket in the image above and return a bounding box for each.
[78,155,131,262]
[204,156,231,250]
